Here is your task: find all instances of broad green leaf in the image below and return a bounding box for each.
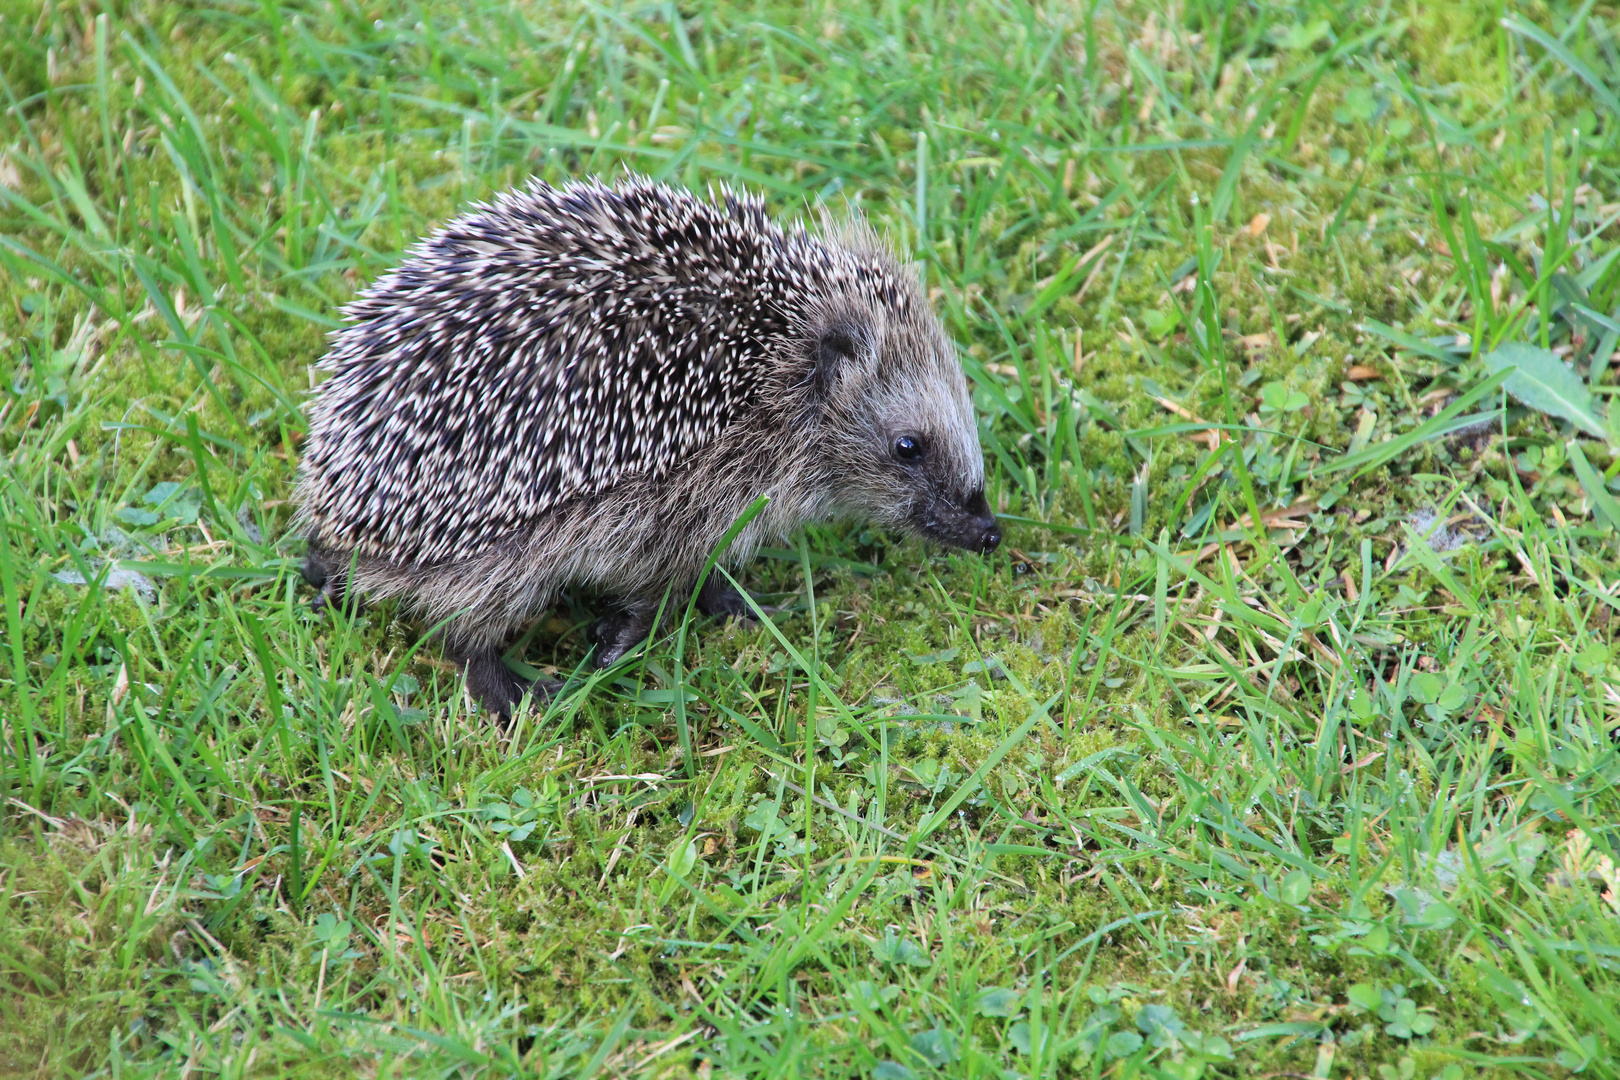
[1103,1030,1144,1059]
[1347,983,1383,1012]
[666,838,697,879]
[977,987,1022,1017]
[1409,672,1443,704]
[1483,343,1608,440]
[1281,869,1312,905]
[908,1028,957,1068]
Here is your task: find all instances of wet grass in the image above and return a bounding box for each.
[2,0,1619,1077]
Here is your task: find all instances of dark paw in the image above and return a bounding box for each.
[300,554,328,589]
[304,549,364,615]
[461,648,558,720]
[588,609,652,668]
[309,579,364,617]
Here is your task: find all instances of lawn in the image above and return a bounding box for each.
[2,0,1619,1076]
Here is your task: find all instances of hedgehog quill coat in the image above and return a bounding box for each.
[295,177,1000,716]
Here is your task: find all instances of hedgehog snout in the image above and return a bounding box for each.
[965,488,1002,554]
[911,487,1001,554]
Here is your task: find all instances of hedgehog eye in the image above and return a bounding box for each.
[893,435,923,461]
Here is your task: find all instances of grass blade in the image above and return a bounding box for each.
[1501,14,1620,120]
[1314,368,1511,479]
[1568,440,1620,533]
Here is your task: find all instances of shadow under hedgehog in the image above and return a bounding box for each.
[294,176,1002,718]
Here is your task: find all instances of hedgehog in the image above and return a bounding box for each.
[294,176,1001,717]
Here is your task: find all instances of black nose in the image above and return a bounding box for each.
[979,520,1002,554]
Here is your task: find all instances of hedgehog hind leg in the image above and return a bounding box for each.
[696,574,766,621]
[586,578,765,668]
[455,644,560,721]
[587,604,656,669]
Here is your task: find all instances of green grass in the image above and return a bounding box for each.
[2,0,1619,1076]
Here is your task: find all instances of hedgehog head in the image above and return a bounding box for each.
[803,279,1000,556]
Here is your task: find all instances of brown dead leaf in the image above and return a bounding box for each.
[1073,234,1116,302]
[1152,396,1223,451]
[1341,751,1383,775]
[1194,500,1317,561]
[377,918,429,948]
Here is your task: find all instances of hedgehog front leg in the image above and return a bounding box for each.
[301,544,366,616]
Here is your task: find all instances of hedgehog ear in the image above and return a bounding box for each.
[811,324,860,398]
